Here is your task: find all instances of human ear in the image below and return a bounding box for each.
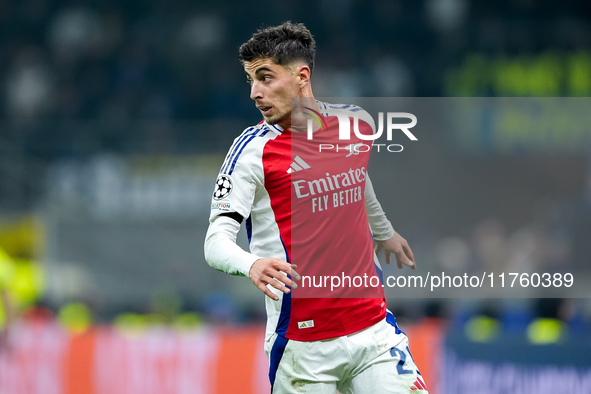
[297,65,311,87]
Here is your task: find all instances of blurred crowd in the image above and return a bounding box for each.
[2,0,590,125]
[1,0,591,346]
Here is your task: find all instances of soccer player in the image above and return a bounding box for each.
[204,22,428,393]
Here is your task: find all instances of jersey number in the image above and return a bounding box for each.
[390,346,417,375]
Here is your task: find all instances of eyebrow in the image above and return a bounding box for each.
[254,66,273,75]
[246,66,274,79]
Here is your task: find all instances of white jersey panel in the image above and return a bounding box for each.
[209,125,269,221]
[208,122,286,341]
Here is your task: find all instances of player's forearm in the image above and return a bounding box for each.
[204,216,260,277]
[365,175,395,241]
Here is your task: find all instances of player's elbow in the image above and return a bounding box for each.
[203,226,236,272]
[203,232,218,269]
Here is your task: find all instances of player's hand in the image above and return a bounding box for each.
[249,259,301,301]
[375,232,416,270]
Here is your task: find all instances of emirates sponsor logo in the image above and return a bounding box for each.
[292,166,366,199]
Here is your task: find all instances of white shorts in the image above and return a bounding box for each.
[265,312,429,394]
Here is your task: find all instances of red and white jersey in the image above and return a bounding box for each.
[209,102,388,341]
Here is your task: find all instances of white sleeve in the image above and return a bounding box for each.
[209,132,262,222]
[365,174,395,241]
[206,129,266,276]
[209,169,257,222]
[204,215,261,277]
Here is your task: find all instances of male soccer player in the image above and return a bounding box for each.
[204,22,428,393]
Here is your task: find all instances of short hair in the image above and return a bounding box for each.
[238,22,316,71]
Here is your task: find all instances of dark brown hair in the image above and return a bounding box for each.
[239,22,316,71]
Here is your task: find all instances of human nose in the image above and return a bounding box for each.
[250,81,263,100]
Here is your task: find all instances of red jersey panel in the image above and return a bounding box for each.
[262,109,386,341]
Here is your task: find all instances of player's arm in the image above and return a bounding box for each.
[204,215,260,277]
[365,174,416,269]
[365,174,395,241]
[204,135,298,300]
[204,215,298,300]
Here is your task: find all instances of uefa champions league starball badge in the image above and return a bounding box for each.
[213,175,233,200]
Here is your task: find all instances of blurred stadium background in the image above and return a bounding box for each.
[1,0,591,393]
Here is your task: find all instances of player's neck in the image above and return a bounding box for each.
[284,96,322,133]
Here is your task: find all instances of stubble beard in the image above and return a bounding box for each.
[266,109,291,128]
